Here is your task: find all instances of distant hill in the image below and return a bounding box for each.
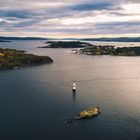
[0,36,140,42]
[81,37,140,42]
[0,40,12,42]
[0,36,50,40]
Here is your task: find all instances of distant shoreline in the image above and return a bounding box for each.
[0,40,12,42]
[0,36,140,42]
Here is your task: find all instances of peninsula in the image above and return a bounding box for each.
[0,48,53,70]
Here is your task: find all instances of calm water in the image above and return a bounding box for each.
[0,41,140,140]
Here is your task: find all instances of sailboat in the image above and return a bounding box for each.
[72,82,76,92]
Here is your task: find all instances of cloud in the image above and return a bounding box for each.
[70,2,114,11]
[0,0,140,38]
[0,10,32,19]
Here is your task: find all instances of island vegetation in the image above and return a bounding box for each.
[77,45,140,56]
[0,48,53,70]
[39,41,93,48]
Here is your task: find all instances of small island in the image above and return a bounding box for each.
[39,41,93,48]
[76,45,140,56]
[0,48,53,70]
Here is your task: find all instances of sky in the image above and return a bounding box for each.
[0,0,140,38]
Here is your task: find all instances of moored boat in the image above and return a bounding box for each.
[72,82,76,92]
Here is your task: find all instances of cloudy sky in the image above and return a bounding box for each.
[0,0,140,38]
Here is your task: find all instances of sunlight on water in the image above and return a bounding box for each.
[0,40,140,140]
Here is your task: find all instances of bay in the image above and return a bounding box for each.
[0,40,140,140]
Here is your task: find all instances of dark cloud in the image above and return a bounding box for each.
[0,9,33,19]
[14,20,40,28]
[71,2,114,11]
[0,21,6,25]
[97,21,140,27]
[94,21,140,34]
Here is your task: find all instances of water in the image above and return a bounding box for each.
[0,41,140,140]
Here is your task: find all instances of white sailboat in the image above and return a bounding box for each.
[72,82,76,91]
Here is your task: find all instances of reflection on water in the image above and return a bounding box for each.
[72,90,76,101]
